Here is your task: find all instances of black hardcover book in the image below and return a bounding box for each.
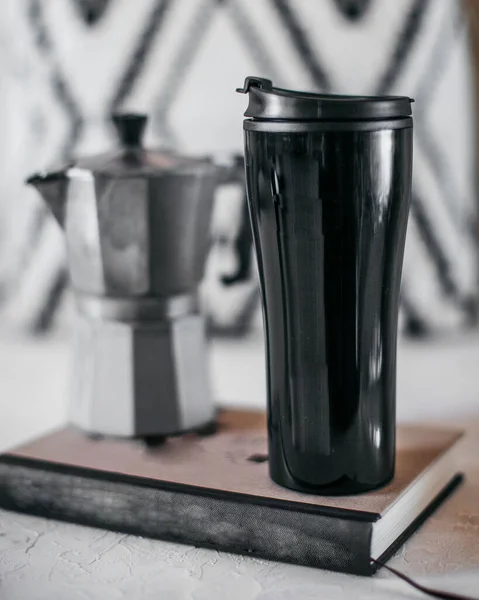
[0,411,463,576]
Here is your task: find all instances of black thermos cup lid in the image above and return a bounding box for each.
[236,77,413,121]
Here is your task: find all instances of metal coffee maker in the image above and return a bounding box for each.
[27,114,218,440]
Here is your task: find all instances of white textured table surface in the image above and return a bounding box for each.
[0,331,478,599]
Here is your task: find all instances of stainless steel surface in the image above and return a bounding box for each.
[76,294,197,322]
[62,167,217,297]
[26,114,220,437]
[70,313,212,437]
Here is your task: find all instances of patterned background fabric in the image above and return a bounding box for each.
[0,0,476,337]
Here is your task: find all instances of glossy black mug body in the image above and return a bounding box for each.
[244,120,412,494]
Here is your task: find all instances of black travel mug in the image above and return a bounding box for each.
[238,77,413,494]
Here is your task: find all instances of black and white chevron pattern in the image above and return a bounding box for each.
[0,0,476,336]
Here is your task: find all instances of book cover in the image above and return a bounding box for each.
[0,410,463,576]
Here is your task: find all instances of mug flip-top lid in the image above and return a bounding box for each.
[236,77,413,121]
